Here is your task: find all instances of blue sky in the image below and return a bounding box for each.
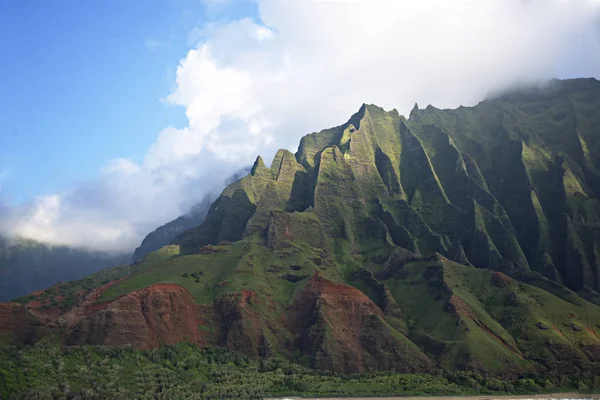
[0,0,256,203]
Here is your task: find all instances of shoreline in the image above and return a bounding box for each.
[265,394,600,400]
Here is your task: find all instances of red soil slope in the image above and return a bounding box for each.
[0,302,43,344]
[63,284,207,348]
[290,273,431,373]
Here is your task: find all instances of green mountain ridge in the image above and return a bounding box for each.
[3,78,600,386]
[175,78,600,297]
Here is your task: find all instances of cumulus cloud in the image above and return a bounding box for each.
[0,150,239,252]
[166,0,600,162]
[3,0,600,252]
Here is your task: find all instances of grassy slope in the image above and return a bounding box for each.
[381,257,600,375]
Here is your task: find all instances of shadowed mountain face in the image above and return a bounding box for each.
[3,78,600,376]
[408,79,600,296]
[0,237,130,302]
[131,195,213,263]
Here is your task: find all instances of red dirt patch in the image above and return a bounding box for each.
[552,324,569,340]
[490,271,512,288]
[289,273,431,374]
[0,302,43,344]
[239,289,256,306]
[29,306,61,322]
[448,295,476,319]
[94,278,127,300]
[586,327,600,340]
[26,300,46,308]
[304,272,375,299]
[63,283,207,349]
[283,225,293,240]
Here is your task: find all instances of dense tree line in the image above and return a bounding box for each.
[1,341,599,399]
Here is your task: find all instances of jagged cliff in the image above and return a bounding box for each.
[175,78,600,296]
[3,78,600,376]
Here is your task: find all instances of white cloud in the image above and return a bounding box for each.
[1,150,237,252]
[6,194,137,252]
[103,158,141,175]
[3,0,600,252]
[167,0,600,165]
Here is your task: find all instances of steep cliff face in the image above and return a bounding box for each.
[3,78,600,377]
[63,284,207,349]
[292,81,599,293]
[132,170,249,262]
[290,273,431,373]
[0,303,44,345]
[409,79,600,293]
[172,79,600,295]
[53,274,431,374]
[213,289,273,357]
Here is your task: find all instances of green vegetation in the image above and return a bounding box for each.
[381,257,600,374]
[13,263,135,311]
[1,341,598,400]
[101,234,326,306]
[169,78,600,299]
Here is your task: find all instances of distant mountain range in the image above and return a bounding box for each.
[0,236,130,302]
[2,78,600,384]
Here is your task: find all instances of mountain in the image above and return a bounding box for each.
[131,169,250,263]
[2,78,600,383]
[0,236,130,302]
[131,195,213,263]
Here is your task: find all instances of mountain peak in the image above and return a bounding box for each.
[250,155,266,176]
[409,103,420,120]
